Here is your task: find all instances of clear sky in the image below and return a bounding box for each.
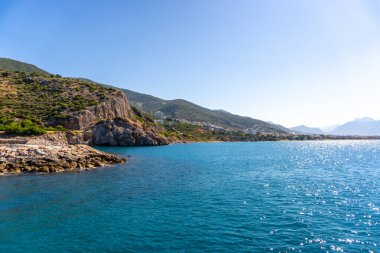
[1,0,380,128]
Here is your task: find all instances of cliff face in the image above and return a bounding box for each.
[51,92,133,130]
[0,64,168,146]
[1,118,170,149]
[52,92,170,146]
[84,118,170,146]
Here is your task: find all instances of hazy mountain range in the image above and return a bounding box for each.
[290,125,326,135]
[292,117,380,136]
[331,117,380,136]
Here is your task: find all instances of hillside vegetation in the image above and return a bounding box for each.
[130,107,274,142]
[0,57,49,75]
[0,70,120,134]
[0,57,290,136]
[75,82,290,134]
[124,89,289,133]
[74,78,290,133]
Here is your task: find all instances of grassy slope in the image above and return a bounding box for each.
[0,57,290,135]
[131,107,279,142]
[77,80,290,133]
[0,70,120,134]
[124,89,289,133]
[0,57,50,75]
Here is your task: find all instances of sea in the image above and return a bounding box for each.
[0,141,379,252]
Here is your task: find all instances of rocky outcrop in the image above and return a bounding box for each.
[84,118,170,146]
[25,132,85,146]
[50,92,133,130]
[0,144,126,175]
[0,132,86,146]
[1,117,171,148]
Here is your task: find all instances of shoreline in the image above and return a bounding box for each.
[0,144,126,176]
[174,137,380,144]
[1,132,379,176]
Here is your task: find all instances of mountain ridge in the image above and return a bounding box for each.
[296,118,380,136]
[0,60,169,145]
[0,57,50,75]
[77,77,291,133]
[122,88,290,133]
[0,68,131,132]
[2,57,380,137]
[332,118,380,136]
[291,125,326,135]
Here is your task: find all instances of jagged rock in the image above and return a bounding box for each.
[39,80,50,86]
[23,77,34,83]
[85,118,169,146]
[0,144,126,175]
[48,92,133,130]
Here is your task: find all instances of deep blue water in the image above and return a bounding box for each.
[1,141,380,252]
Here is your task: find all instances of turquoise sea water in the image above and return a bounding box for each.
[1,141,380,252]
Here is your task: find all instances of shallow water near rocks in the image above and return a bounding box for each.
[1,141,379,252]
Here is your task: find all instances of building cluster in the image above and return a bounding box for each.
[176,118,232,133]
[153,111,165,125]
[154,111,291,136]
[201,122,230,133]
[151,112,352,140]
[243,128,257,135]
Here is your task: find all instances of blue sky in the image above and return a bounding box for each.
[1,0,380,127]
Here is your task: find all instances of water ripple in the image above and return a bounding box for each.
[0,140,379,252]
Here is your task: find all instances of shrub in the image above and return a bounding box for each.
[0,120,46,135]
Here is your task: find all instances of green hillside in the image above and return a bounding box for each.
[0,70,120,134]
[0,57,290,134]
[77,84,290,133]
[124,89,166,112]
[124,89,289,133]
[0,57,50,75]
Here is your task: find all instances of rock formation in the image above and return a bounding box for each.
[0,62,171,175]
[50,92,133,130]
[0,144,126,175]
[84,118,170,146]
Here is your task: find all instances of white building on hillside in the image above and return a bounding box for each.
[243,128,257,135]
[154,111,165,120]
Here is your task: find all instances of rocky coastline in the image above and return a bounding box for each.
[0,67,172,176]
[86,118,171,146]
[0,143,126,175]
[0,120,170,176]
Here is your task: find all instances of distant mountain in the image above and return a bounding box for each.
[0,57,290,134]
[0,57,50,75]
[291,125,326,135]
[214,109,231,114]
[320,124,339,133]
[123,89,290,133]
[292,118,380,136]
[77,80,291,133]
[332,117,380,136]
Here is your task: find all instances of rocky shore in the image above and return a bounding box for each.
[86,118,171,146]
[0,120,169,176]
[0,144,126,175]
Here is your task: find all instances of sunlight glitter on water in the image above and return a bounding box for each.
[1,141,379,252]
